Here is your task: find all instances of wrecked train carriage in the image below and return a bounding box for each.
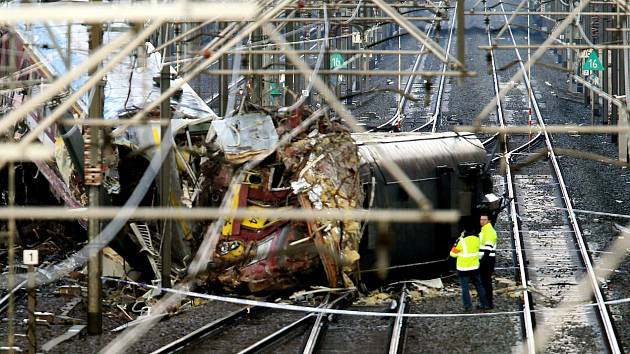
[0,22,217,278]
[199,113,364,293]
[201,128,501,292]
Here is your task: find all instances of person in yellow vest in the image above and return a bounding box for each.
[450,229,489,311]
[479,214,497,309]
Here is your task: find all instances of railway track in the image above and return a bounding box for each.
[410,0,457,133]
[149,303,312,354]
[145,288,415,354]
[144,303,306,354]
[488,3,622,352]
[376,1,448,130]
[309,285,408,353]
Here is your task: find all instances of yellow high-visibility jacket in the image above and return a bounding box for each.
[479,223,497,258]
[450,234,481,271]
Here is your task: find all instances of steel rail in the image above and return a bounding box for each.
[493,8,536,352]
[481,134,499,146]
[237,314,315,353]
[408,0,457,132]
[387,285,408,354]
[490,135,545,163]
[150,307,254,354]
[302,293,352,353]
[501,4,621,351]
[376,3,443,129]
[485,5,543,155]
[524,52,623,354]
[503,133,536,354]
[0,280,27,315]
[495,0,529,39]
[471,0,592,128]
[430,0,457,133]
[302,298,331,353]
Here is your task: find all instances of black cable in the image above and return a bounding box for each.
[483,132,500,175]
[364,32,410,49]
[123,54,137,114]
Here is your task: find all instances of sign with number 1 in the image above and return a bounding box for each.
[23,250,39,265]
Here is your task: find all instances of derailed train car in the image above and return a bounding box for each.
[355,132,499,286]
[199,127,502,292]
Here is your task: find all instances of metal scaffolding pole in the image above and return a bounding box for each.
[622,16,630,160]
[285,21,295,106]
[219,23,229,116]
[5,29,18,354]
[86,19,104,335]
[568,0,576,92]
[26,262,37,354]
[6,161,16,353]
[159,63,173,289]
[457,0,466,73]
[611,4,621,143]
[251,28,264,105]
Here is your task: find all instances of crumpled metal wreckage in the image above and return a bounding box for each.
[202,113,364,293]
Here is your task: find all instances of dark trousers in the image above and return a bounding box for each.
[480,257,496,308]
[457,269,488,310]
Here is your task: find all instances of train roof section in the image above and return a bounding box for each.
[352,131,480,146]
